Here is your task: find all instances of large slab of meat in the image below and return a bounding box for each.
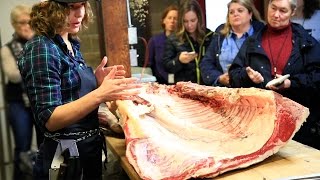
[116,82,309,180]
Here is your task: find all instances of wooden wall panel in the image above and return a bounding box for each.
[254,0,269,21]
[198,0,206,26]
[101,0,131,77]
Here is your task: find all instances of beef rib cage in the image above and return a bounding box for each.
[116,82,309,180]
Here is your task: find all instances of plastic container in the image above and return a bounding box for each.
[131,73,157,83]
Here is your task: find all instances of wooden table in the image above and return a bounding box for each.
[105,136,320,180]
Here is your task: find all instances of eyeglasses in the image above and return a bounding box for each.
[14,20,30,25]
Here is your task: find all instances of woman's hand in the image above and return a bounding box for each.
[95,56,126,86]
[179,51,198,64]
[218,73,230,87]
[246,67,264,84]
[95,68,142,102]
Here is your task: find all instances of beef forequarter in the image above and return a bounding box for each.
[116,82,309,180]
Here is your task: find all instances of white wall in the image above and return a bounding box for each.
[205,0,229,32]
[0,0,38,45]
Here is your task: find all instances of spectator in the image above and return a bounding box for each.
[229,0,320,149]
[18,0,141,179]
[148,5,178,84]
[0,5,42,180]
[291,0,320,41]
[200,0,264,87]
[163,0,213,84]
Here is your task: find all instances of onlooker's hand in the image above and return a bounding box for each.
[267,74,291,91]
[179,51,198,64]
[246,67,264,84]
[218,73,230,87]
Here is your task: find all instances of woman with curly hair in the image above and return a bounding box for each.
[18,0,141,179]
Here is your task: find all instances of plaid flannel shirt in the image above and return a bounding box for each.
[18,35,88,131]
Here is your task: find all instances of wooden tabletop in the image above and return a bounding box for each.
[105,136,320,180]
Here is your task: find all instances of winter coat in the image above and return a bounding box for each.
[148,32,169,84]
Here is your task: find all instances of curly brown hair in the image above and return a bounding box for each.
[30,1,93,38]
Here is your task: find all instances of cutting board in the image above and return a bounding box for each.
[105,136,320,180]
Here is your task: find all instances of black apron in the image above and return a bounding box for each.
[33,62,103,180]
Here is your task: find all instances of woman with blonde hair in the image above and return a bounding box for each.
[200,0,264,87]
[163,0,213,84]
[1,4,39,180]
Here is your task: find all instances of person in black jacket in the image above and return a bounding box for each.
[229,0,320,149]
[200,0,264,87]
[163,0,213,85]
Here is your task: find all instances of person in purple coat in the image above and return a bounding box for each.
[148,5,178,84]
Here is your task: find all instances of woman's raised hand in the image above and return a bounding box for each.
[95,56,127,85]
[95,67,142,102]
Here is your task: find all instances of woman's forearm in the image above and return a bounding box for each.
[45,89,102,132]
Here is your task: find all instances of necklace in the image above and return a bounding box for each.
[267,30,290,76]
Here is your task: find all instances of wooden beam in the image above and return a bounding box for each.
[95,0,106,60]
[264,0,269,21]
[101,0,131,77]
